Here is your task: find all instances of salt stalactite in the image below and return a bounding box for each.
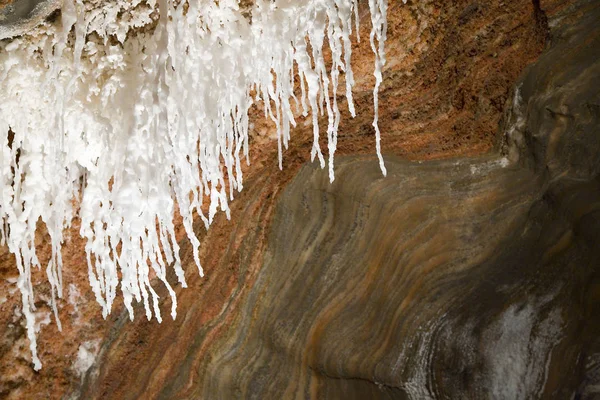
[0,0,390,369]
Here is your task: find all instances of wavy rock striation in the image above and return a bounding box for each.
[0,0,598,399]
[76,1,600,399]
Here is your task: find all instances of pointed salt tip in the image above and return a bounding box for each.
[379,158,387,177]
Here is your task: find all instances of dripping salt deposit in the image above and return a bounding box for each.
[0,0,391,370]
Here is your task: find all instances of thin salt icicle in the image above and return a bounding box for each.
[369,0,388,176]
[0,0,393,370]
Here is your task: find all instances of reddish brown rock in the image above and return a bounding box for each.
[2,0,598,399]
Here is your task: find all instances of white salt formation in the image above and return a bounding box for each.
[0,0,389,369]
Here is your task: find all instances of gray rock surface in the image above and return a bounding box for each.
[0,0,59,40]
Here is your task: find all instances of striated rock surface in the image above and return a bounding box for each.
[77,0,599,399]
[0,0,599,399]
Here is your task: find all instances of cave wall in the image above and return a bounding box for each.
[0,0,598,399]
[79,1,599,399]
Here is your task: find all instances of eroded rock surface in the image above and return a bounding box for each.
[0,0,598,399]
[76,0,599,399]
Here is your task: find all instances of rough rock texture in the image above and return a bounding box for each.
[82,0,598,399]
[1,0,599,399]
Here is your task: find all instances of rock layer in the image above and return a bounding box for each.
[77,0,599,399]
[1,0,598,399]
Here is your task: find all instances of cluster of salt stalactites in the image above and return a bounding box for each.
[0,0,389,370]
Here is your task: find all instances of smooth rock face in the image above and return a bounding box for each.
[201,155,549,399]
[75,1,598,399]
[0,0,598,399]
